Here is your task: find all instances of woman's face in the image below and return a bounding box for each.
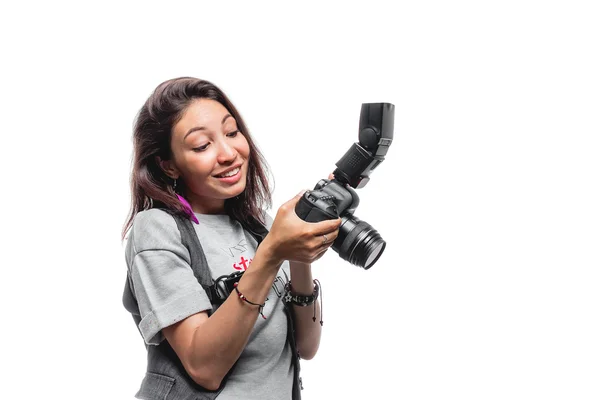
[168,98,250,214]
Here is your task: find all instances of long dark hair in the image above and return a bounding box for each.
[122,77,272,240]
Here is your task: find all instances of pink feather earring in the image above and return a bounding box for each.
[173,178,199,224]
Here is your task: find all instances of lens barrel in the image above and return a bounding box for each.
[332,215,386,270]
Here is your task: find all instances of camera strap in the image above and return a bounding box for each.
[163,209,220,303]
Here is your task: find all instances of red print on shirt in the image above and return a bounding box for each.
[233,256,253,271]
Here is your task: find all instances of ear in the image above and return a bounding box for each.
[156,156,180,180]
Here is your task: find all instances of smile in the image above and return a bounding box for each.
[215,166,241,178]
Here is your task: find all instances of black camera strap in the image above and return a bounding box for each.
[164,209,220,303]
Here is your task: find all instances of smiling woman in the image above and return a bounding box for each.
[121,77,341,400]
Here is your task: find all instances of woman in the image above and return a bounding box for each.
[122,77,341,400]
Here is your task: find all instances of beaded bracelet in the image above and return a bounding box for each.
[284,279,323,325]
[233,282,268,320]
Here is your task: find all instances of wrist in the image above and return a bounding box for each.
[256,235,284,268]
[289,260,311,269]
[284,281,319,305]
[284,279,323,325]
[289,260,314,294]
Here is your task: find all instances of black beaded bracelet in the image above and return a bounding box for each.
[284,279,323,325]
[284,284,318,306]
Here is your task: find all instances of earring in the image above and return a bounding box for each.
[173,178,177,191]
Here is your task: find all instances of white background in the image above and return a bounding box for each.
[1,1,599,399]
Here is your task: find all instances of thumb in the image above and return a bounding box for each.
[291,189,308,203]
[283,189,308,208]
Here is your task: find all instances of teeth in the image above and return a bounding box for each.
[218,167,240,178]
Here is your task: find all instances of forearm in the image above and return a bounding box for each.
[289,261,322,360]
[188,243,282,384]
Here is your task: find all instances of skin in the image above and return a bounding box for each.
[157,99,341,390]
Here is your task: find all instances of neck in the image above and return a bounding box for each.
[185,192,227,215]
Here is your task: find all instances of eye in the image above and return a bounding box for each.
[226,130,240,138]
[192,143,209,152]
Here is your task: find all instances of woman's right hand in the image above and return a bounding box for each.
[263,190,342,265]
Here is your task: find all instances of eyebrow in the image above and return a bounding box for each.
[183,114,233,140]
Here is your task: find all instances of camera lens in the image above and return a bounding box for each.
[332,215,386,270]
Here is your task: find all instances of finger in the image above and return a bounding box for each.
[327,228,340,243]
[311,217,342,236]
[314,230,338,249]
[328,173,334,180]
[292,189,308,203]
[313,234,329,249]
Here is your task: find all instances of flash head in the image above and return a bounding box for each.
[333,103,395,189]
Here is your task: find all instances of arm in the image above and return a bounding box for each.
[163,240,282,390]
[288,180,339,360]
[289,261,322,360]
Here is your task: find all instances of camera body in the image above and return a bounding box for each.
[295,179,359,223]
[294,102,395,270]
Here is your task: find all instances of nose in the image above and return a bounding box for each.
[216,140,237,164]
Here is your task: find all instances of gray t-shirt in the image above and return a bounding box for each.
[124,208,293,400]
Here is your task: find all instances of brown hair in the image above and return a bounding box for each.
[121,77,272,240]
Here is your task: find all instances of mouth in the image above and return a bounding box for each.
[214,165,242,178]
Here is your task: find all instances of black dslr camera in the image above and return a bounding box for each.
[294,103,394,270]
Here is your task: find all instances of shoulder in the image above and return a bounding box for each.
[130,208,185,254]
[133,208,177,229]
